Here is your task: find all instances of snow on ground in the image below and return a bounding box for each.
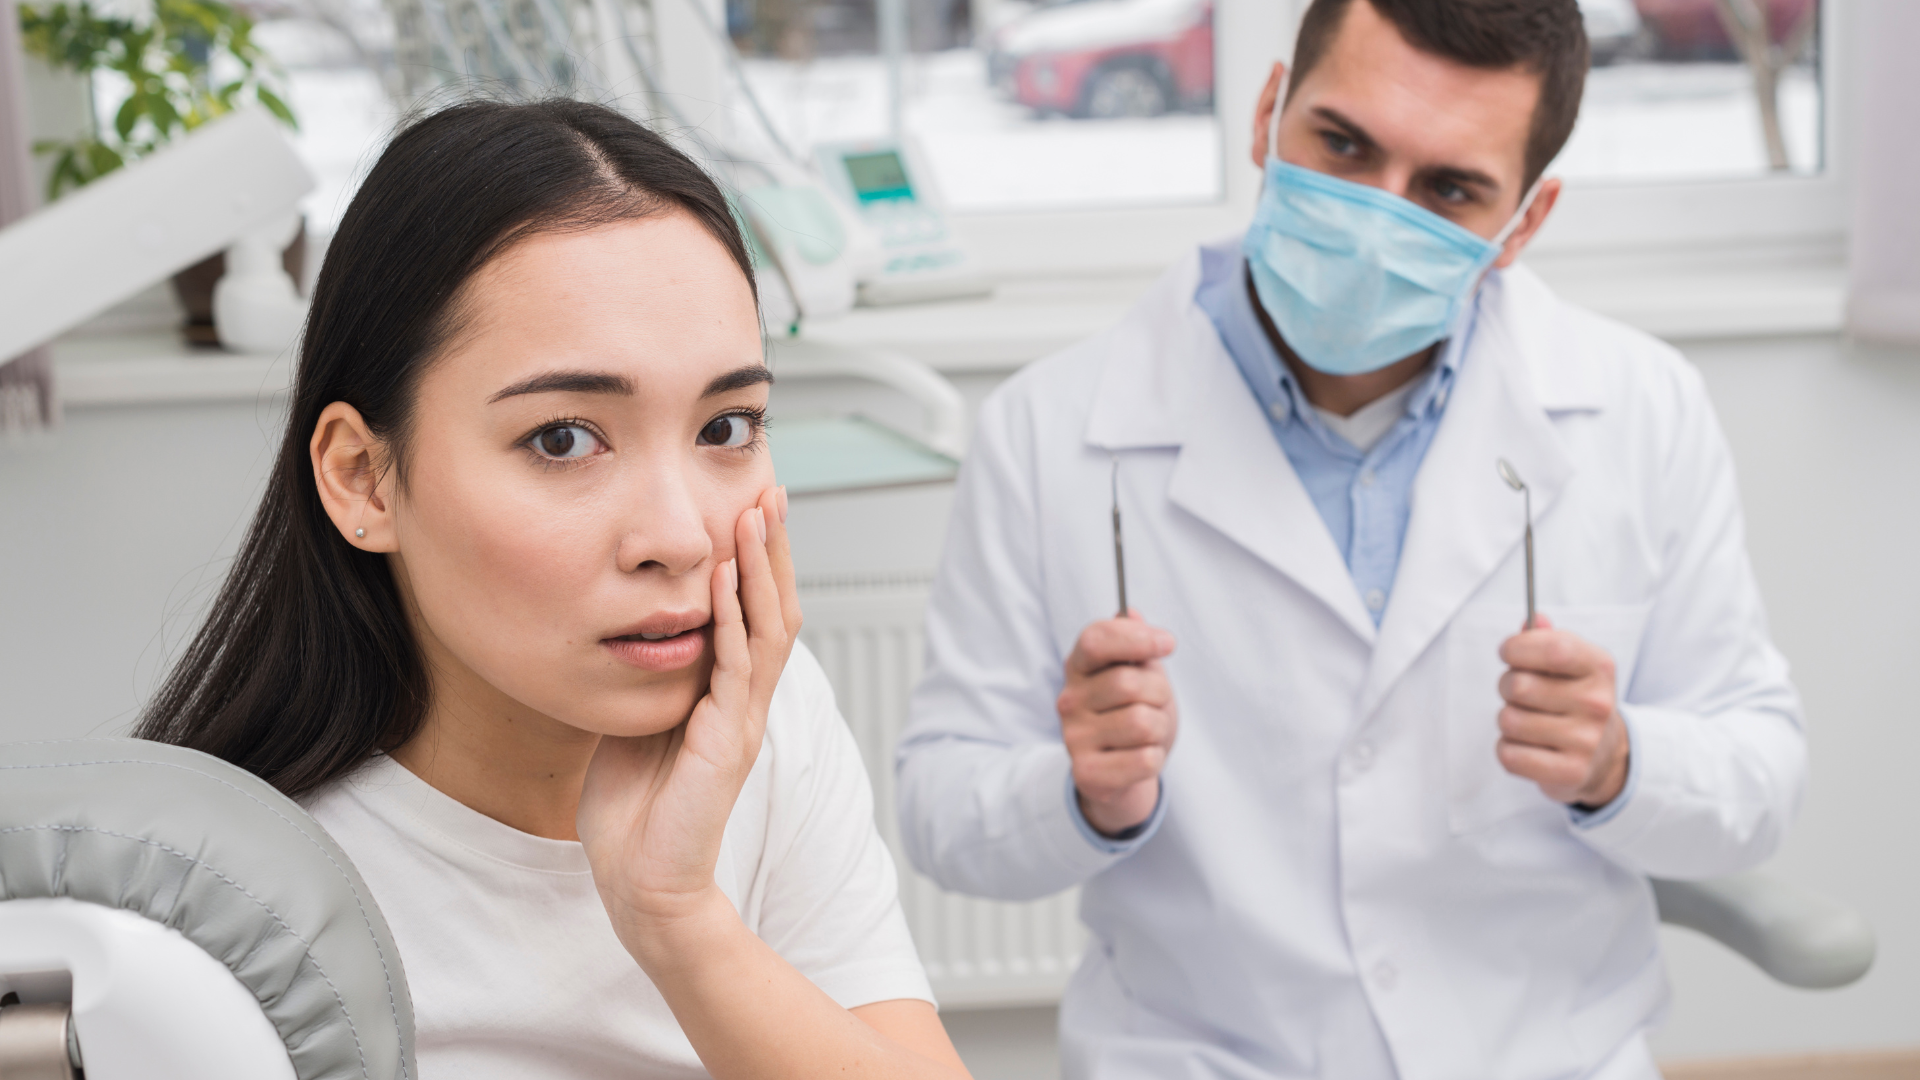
[1555,62,1821,183]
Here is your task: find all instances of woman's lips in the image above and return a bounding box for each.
[602,624,710,672]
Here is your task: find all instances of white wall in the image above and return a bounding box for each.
[2,328,1916,1070]
[1651,332,1920,1061]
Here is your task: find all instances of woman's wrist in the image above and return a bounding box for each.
[606,884,745,977]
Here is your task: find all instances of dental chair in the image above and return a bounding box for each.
[0,739,413,1080]
[0,739,1873,1077]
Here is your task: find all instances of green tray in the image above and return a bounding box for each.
[771,415,959,495]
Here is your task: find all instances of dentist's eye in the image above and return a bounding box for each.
[531,423,603,460]
[698,414,755,448]
[1320,130,1356,157]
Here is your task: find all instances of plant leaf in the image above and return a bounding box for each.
[114,93,141,140]
[256,84,296,129]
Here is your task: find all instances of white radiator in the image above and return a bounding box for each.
[798,576,1087,1009]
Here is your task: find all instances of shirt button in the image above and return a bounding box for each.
[1373,962,1398,992]
[1359,469,1376,487]
[1350,740,1375,771]
[1365,589,1386,612]
[1268,401,1287,422]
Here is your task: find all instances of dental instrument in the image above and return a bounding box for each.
[1497,458,1535,629]
[1112,457,1128,618]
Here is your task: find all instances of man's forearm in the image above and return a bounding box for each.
[1571,704,1804,878]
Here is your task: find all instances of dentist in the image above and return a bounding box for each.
[896,1,1806,1078]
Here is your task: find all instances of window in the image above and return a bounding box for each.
[729,0,1222,212]
[65,0,1839,281]
[248,11,397,236]
[1558,0,1823,184]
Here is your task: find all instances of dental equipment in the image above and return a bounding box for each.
[1497,458,1535,629]
[1112,457,1129,618]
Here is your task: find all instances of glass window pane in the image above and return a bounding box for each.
[249,13,399,235]
[734,0,1223,211]
[1555,0,1822,183]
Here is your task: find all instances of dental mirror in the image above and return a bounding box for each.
[1497,458,1535,629]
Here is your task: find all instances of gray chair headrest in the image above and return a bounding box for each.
[0,739,415,1080]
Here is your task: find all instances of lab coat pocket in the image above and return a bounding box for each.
[1446,603,1652,835]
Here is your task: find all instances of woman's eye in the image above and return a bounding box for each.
[698,414,753,448]
[532,423,602,460]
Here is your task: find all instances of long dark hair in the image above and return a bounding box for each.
[135,99,758,798]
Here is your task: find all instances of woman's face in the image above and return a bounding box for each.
[370,212,769,737]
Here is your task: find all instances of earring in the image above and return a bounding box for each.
[355,528,366,538]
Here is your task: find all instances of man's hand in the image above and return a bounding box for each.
[1495,614,1630,809]
[1057,612,1179,837]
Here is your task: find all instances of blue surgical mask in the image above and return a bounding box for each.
[1242,156,1539,376]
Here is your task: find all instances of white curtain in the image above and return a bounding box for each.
[0,0,59,433]
[1846,0,1920,345]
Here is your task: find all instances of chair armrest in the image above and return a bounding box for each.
[1652,872,1875,989]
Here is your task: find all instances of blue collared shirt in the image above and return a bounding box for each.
[1191,238,1636,827]
[1193,239,1469,626]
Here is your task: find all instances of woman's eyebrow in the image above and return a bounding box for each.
[489,370,635,403]
[704,365,774,397]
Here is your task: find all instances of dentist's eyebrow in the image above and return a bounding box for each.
[1311,107,1379,154]
[703,365,774,397]
[489,370,634,403]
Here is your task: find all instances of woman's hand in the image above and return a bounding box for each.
[577,485,802,951]
[576,487,968,1080]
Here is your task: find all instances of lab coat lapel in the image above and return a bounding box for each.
[1086,256,1376,643]
[1160,307,1378,645]
[1356,275,1575,719]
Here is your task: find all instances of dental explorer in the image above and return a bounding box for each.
[1496,458,1535,630]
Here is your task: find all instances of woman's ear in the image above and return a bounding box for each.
[311,401,397,551]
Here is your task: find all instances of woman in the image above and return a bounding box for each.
[137,100,970,1080]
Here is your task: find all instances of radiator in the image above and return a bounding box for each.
[798,576,1087,1009]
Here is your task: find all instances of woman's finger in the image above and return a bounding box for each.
[762,485,803,639]
[706,557,749,716]
[733,501,789,701]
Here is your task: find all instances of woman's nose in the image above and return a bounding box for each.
[613,462,714,576]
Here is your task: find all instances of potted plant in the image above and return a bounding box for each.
[18,0,300,344]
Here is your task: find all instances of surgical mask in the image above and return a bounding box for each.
[1242,151,1540,377]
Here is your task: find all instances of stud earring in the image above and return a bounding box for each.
[355,528,366,538]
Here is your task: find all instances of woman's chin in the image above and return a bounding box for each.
[577,667,712,738]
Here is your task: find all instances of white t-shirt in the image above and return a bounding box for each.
[304,642,933,1079]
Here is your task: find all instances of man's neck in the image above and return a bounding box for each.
[1245,267,1435,418]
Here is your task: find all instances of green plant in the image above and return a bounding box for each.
[19,0,297,200]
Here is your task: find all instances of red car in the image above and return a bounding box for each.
[989,0,1213,119]
[1634,0,1817,60]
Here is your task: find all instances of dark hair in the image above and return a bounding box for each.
[135,99,758,798]
[1289,0,1589,189]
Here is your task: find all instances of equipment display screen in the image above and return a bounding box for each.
[843,151,914,202]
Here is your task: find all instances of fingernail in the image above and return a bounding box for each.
[728,558,738,590]
[754,506,767,545]
[1155,630,1175,653]
[776,485,789,524]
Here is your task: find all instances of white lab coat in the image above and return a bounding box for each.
[896,248,1806,1080]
